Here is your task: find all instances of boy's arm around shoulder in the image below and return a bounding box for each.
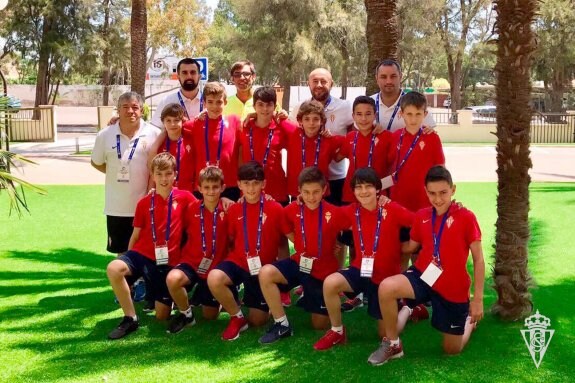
[469,240,485,324]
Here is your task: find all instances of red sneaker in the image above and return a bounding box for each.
[294,286,304,296]
[222,316,248,341]
[313,327,347,351]
[410,304,429,322]
[281,291,292,307]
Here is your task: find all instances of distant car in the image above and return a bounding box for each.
[464,105,496,123]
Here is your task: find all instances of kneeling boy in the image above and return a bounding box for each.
[106,153,195,339]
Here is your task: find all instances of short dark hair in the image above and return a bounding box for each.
[160,103,185,122]
[297,100,326,124]
[253,86,277,105]
[353,95,376,113]
[400,91,427,111]
[351,167,382,191]
[375,59,402,75]
[177,58,201,73]
[230,60,256,76]
[298,166,326,188]
[425,166,453,187]
[238,161,265,181]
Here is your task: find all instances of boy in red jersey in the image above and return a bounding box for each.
[186,82,242,201]
[105,153,196,339]
[207,161,284,341]
[368,166,484,365]
[285,100,343,200]
[148,103,196,192]
[166,166,229,334]
[257,167,349,344]
[313,167,414,351]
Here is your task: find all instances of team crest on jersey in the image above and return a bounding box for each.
[382,208,388,220]
[325,211,332,223]
[219,211,225,221]
[141,140,148,150]
[262,212,267,224]
[186,144,191,153]
[374,137,379,146]
[172,200,178,210]
[329,114,336,123]
[419,141,426,150]
[447,216,454,228]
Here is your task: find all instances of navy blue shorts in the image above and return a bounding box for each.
[106,215,134,254]
[325,178,345,206]
[273,258,328,315]
[339,267,381,320]
[399,227,411,243]
[174,263,229,308]
[216,261,267,312]
[403,266,469,335]
[118,250,172,306]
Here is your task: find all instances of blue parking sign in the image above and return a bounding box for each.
[195,57,209,81]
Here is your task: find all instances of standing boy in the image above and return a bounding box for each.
[207,161,284,341]
[105,153,195,339]
[166,166,229,334]
[369,166,484,365]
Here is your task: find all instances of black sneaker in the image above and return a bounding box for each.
[167,312,196,334]
[143,300,155,312]
[341,296,364,312]
[258,322,293,344]
[108,316,139,340]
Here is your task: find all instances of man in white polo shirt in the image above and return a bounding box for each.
[371,59,436,131]
[150,58,202,127]
[289,68,354,205]
[91,91,160,255]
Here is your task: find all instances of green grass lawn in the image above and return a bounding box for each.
[1,184,574,383]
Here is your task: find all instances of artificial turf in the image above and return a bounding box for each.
[1,184,573,383]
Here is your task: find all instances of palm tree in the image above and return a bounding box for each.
[364,0,398,95]
[130,0,147,96]
[492,0,538,320]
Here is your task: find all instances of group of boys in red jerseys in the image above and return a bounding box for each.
[104,77,485,366]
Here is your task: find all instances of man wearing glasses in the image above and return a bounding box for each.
[224,60,258,120]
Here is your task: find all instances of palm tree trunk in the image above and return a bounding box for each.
[131,0,147,97]
[492,0,538,321]
[364,0,398,95]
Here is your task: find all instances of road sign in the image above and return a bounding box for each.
[195,57,209,81]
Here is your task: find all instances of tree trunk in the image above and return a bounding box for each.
[102,0,111,106]
[131,0,147,97]
[492,0,538,321]
[34,14,54,107]
[364,0,398,95]
[340,37,349,100]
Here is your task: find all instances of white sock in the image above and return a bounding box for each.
[275,315,289,327]
[233,310,244,319]
[131,315,138,322]
[331,325,343,334]
[389,338,400,346]
[356,293,363,300]
[181,306,193,318]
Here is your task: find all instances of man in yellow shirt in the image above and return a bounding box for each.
[224,60,257,120]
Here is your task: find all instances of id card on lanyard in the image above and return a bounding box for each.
[116,134,140,183]
[198,202,219,275]
[151,190,174,266]
[243,196,264,276]
[357,205,383,278]
[420,207,450,287]
[205,117,225,167]
[298,202,323,274]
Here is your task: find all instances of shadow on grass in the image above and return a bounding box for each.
[530,184,575,193]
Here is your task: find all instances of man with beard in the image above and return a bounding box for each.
[223,60,258,120]
[370,59,436,132]
[151,58,203,128]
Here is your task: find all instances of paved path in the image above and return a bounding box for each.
[9,133,575,185]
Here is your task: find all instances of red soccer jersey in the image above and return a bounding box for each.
[131,188,196,266]
[281,201,350,281]
[157,130,195,192]
[179,200,229,279]
[411,204,482,303]
[186,115,241,188]
[342,201,414,284]
[285,128,343,198]
[226,198,284,272]
[339,130,393,202]
[239,119,295,202]
[388,128,445,212]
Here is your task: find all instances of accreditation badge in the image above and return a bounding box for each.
[197,257,213,275]
[299,255,314,274]
[247,255,262,276]
[360,256,375,278]
[420,261,443,287]
[380,175,394,190]
[154,245,169,266]
[117,163,130,183]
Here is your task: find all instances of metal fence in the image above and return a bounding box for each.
[7,106,56,142]
[531,113,575,143]
[433,111,459,125]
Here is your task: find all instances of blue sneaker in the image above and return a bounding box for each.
[259,322,293,344]
[133,279,146,302]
